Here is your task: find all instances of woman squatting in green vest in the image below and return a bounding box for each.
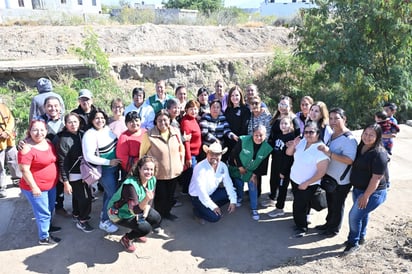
[228,125,272,221]
[107,155,161,253]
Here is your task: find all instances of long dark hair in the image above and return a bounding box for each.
[359,123,383,150]
[87,108,109,130]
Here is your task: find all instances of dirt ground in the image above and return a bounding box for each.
[0,24,411,273]
[0,125,411,274]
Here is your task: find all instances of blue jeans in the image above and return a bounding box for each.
[22,187,56,240]
[347,188,387,245]
[191,188,230,222]
[233,178,258,210]
[100,165,119,222]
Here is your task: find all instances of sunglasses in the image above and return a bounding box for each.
[251,102,260,106]
[304,130,317,135]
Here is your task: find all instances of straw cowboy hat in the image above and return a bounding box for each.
[203,142,228,155]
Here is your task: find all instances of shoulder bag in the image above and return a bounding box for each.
[80,137,102,186]
[320,132,353,193]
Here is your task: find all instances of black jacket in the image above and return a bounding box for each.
[56,129,84,182]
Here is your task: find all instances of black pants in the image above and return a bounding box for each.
[118,207,161,240]
[291,181,318,229]
[154,178,178,218]
[269,165,290,209]
[55,180,65,209]
[179,168,193,194]
[70,179,92,221]
[325,183,352,232]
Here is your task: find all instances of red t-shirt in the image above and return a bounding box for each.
[116,129,146,172]
[18,142,58,191]
[180,114,202,160]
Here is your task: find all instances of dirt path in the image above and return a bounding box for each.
[0,125,411,273]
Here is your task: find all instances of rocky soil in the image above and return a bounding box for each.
[0,24,293,61]
[0,24,411,273]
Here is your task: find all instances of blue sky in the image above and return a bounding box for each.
[102,0,261,9]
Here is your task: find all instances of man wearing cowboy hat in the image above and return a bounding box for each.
[189,142,237,223]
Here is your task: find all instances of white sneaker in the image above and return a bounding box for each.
[251,210,260,221]
[268,208,285,218]
[99,220,118,233]
[236,198,242,208]
[260,198,276,207]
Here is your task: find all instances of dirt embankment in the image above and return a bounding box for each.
[0,24,293,61]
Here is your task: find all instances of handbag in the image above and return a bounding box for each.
[321,131,354,193]
[311,186,327,211]
[80,137,102,186]
[80,156,102,186]
[320,174,338,193]
[320,164,352,193]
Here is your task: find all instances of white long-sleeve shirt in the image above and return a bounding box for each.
[189,159,237,210]
[82,126,117,166]
[124,102,155,130]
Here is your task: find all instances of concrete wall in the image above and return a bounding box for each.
[155,8,198,24]
[0,9,108,23]
[260,1,316,18]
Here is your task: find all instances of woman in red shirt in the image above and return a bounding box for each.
[18,119,59,245]
[116,111,146,181]
[179,100,202,194]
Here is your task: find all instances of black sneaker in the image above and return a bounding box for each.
[343,238,366,246]
[39,236,60,245]
[49,225,61,233]
[321,229,338,237]
[342,244,360,255]
[359,238,366,245]
[315,224,328,230]
[76,221,94,233]
[73,215,91,222]
[294,228,307,238]
[50,235,61,243]
[164,213,178,221]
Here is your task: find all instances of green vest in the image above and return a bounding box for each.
[148,94,173,114]
[108,176,156,220]
[229,135,272,182]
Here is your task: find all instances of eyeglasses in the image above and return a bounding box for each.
[278,103,290,108]
[251,102,260,106]
[304,130,317,135]
[112,106,124,109]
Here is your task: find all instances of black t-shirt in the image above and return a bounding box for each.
[350,146,388,191]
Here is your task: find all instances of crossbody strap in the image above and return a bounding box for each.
[339,131,353,181]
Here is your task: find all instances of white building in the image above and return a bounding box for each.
[260,0,316,18]
[0,0,102,13]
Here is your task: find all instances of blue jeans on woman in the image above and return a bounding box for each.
[100,165,119,222]
[233,178,258,210]
[347,188,387,246]
[22,187,56,240]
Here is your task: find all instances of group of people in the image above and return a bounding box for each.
[1,77,398,256]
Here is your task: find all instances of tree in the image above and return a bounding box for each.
[293,0,412,126]
[164,0,223,14]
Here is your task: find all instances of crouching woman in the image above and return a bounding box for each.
[108,155,161,253]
